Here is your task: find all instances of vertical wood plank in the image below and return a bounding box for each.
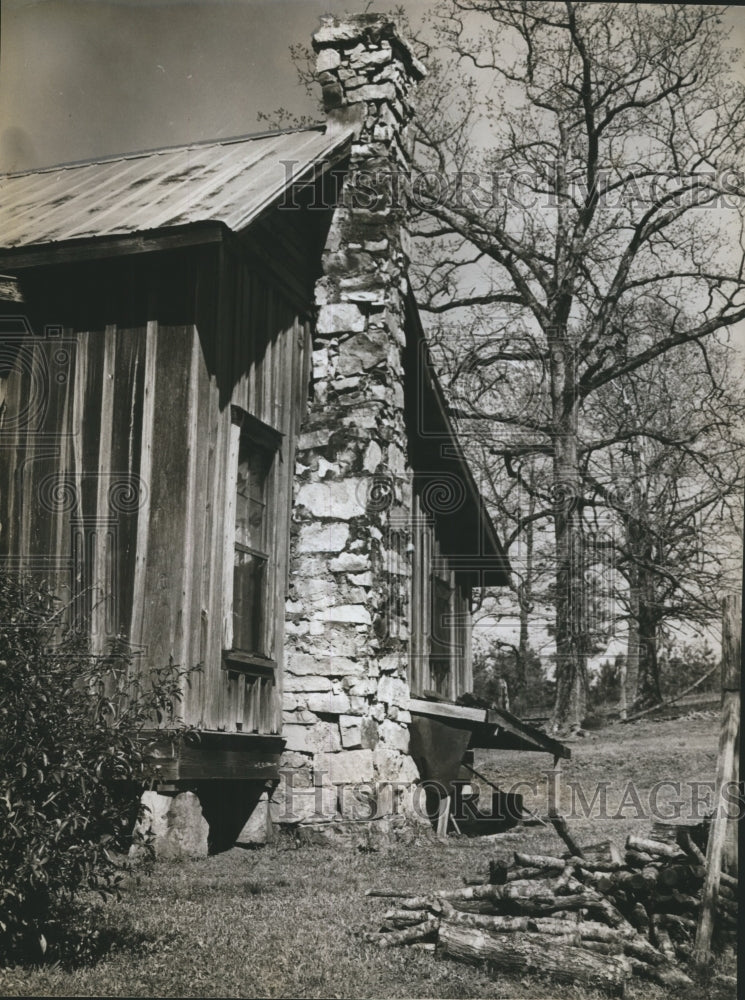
[692,594,741,967]
[92,325,116,654]
[129,321,157,650]
[178,328,201,724]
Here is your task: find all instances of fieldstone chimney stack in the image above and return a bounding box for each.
[278,14,427,842]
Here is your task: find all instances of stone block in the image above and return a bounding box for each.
[317,302,366,335]
[336,332,387,375]
[130,789,171,857]
[316,47,341,72]
[286,651,364,677]
[306,691,352,715]
[377,653,403,673]
[296,521,349,553]
[339,715,379,750]
[360,716,380,749]
[295,480,366,520]
[283,721,342,754]
[282,707,317,725]
[328,551,370,573]
[363,440,383,473]
[373,747,420,784]
[346,675,377,697]
[283,674,332,692]
[315,748,374,784]
[157,792,209,860]
[377,674,409,707]
[379,718,410,752]
[350,43,392,68]
[339,715,362,748]
[280,751,313,774]
[317,604,371,624]
[236,793,272,845]
[346,81,397,102]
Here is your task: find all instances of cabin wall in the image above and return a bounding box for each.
[0,240,314,749]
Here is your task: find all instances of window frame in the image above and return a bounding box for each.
[222,405,283,675]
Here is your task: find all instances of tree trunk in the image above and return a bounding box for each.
[516,468,536,694]
[550,339,588,731]
[633,571,661,708]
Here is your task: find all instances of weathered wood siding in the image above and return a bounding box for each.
[0,233,315,737]
[409,487,473,700]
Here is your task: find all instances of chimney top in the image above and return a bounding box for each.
[312,13,426,82]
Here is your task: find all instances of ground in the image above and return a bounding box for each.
[0,701,735,1000]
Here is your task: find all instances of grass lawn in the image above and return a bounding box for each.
[0,711,735,999]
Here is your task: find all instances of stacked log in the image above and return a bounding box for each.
[364,823,735,993]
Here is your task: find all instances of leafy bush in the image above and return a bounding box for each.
[472,644,554,717]
[0,573,193,967]
[659,639,719,699]
[588,655,623,710]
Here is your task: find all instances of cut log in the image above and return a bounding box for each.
[717,880,736,901]
[438,904,530,932]
[624,849,658,868]
[651,923,677,963]
[514,851,567,869]
[548,810,585,858]
[656,912,696,934]
[382,908,433,929]
[627,957,693,989]
[575,840,623,865]
[438,922,630,994]
[679,829,707,866]
[715,894,737,917]
[719,870,737,891]
[626,836,686,860]
[653,890,700,914]
[657,864,704,890]
[628,902,650,933]
[366,917,440,947]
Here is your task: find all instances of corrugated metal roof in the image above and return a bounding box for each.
[0,127,353,250]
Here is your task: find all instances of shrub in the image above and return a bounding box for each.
[0,572,194,966]
[472,644,554,717]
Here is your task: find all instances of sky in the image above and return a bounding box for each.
[1,1,744,174]
[0,0,435,173]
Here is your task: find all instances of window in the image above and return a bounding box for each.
[430,576,454,698]
[224,407,282,667]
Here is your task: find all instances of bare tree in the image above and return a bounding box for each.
[409,1,745,730]
[583,337,744,711]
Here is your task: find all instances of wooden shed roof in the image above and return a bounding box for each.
[0,126,353,250]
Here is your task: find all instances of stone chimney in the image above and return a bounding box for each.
[278,15,427,841]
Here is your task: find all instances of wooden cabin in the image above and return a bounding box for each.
[0,14,566,847]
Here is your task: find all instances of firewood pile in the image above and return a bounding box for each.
[364,822,736,995]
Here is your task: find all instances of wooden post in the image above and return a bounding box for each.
[437,794,451,841]
[692,593,741,970]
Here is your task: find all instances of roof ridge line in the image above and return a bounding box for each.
[1,122,328,178]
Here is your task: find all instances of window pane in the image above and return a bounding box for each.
[431,578,452,656]
[233,549,266,653]
[235,444,270,551]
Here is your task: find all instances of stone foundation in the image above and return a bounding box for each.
[278,14,427,833]
[130,790,209,860]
